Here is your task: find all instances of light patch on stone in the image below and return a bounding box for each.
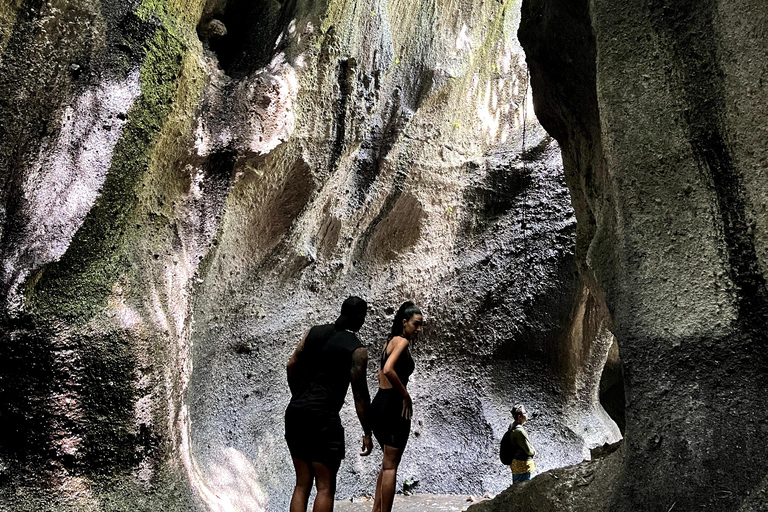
[498,49,513,74]
[112,295,143,332]
[218,127,233,147]
[137,373,151,390]
[149,286,171,333]
[187,165,205,200]
[195,122,210,156]
[164,254,192,339]
[181,404,267,512]
[2,69,141,310]
[135,393,153,427]
[137,458,155,486]
[477,79,502,140]
[456,23,472,51]
[58,475,97,506]
[60,435,82,456]
[195,54,299,158]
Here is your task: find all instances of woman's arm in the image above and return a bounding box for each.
[382,336,412,419]
[286,330,309,395]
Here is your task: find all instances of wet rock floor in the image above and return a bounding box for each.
[334,494,490,512]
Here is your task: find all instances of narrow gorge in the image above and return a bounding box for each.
[0,1,765,511]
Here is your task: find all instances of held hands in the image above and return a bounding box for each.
[401,394,413,420]
[360,434,373,456]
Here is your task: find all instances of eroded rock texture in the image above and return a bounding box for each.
[471,1,768,511]
[0,0,622,510]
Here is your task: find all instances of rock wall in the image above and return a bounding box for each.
[475,0,768,511]
[0,0,213,510]
[0,0,621,510]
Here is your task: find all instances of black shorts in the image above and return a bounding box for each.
[371,388,411,450]
[284,405,344,468]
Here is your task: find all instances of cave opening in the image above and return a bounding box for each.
[181,0,629,505]
[197,0,297,78]
[184,130,626,510]
[598,338,625,435]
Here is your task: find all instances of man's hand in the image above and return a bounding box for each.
[360,434,373,456]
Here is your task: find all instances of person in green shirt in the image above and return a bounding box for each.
[509,404,536,483]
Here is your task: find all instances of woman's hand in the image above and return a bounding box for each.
[360,434,373,456]
[402,393,413,420]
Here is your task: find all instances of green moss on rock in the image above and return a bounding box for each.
[29,22,187,322]
[0,0,22,58]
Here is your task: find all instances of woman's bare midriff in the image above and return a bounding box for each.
[377,368,393,389]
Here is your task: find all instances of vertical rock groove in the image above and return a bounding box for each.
[648,0,768,333]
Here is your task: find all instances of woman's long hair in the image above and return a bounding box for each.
[388,301,422,340]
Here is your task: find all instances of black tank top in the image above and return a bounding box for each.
[289,324,362,415]
[380,338,415,387]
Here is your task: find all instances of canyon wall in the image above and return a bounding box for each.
[0,0,619,510]
[473,1,768,511]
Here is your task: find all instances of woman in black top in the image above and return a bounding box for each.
[370,301,423,512]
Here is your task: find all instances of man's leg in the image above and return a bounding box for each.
[312,461,339,512]
[290,458,314,512]
[512,472,531,484]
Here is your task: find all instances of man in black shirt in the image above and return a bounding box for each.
[285,296,373,512]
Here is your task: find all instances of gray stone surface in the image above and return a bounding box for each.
[16,0,768,510]
[0,0,620,510]
[336,494,484,512]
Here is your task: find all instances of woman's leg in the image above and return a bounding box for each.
[372,468,384,512]
[375,445,404,512]
[312,461,339,512]
[290,458,314,512]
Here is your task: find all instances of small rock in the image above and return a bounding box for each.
[206,19,228,38]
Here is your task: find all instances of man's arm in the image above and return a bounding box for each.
[286,330,309,395]
[350,346,373,455]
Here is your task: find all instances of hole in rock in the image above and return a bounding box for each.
[599,337,626,434]
[197,0,297,78]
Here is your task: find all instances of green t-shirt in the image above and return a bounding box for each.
[510,425,535,461]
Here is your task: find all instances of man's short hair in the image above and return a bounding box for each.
[335,296,367,331]
[340,296,367,318]
[512,404,525,420]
